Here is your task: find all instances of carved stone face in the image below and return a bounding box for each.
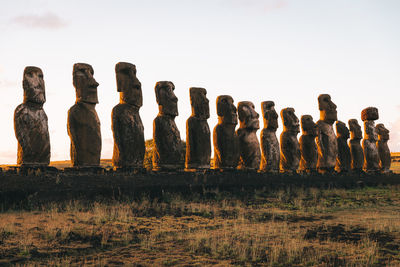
[216,95,237,125]
[318,94,337,124]
[238,101,259,130]
[364,120,378,141]
[348,119,363,140]
[301,115,318,136]
[261,101,278,131]
[190,87,209,119]
[116,62,142,107]
[336,121,350,139]
[281,108,299,133]
[376,123,389,141]
[155,81,178,117]
[73,63,99,104]
[23,66,45,104]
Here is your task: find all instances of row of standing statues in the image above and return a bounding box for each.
[14,63,392,174]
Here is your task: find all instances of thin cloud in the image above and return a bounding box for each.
[11,12,67,29]
[388,118,400,152]
[0,79,18,89]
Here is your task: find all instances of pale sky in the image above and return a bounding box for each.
[0,0,399,163]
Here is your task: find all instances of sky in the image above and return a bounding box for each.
[0,0,399,163]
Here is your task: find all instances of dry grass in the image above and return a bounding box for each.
[0,186,399,266]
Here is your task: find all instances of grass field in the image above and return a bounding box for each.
[0,185,399,266]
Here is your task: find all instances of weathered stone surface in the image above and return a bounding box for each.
[67,63,101,167]
[299,115,318,173]
[361,107,379,121]
[112,62,145,169]
[153,81,182,171]
[376,123,391,173]
[280,108,300,173]
[14,66,50,166]
[213,95,240,169]
[185,87,211,170]
[348,119,364,171]
[335,121,351,173]
[236,101,261,170]
[260,101,280,173]
[316,94,338,173]
[361,107,380,173]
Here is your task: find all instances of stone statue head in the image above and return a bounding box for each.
[281,108,299,133]
[348,119,363,140]
[318,94,337,124]
[301,115,318,137]
[261,101,278,131]
[238,101,259,130]
[73,63,99,104]
[116,62,142,107]
[361,107,379,121]
[336,121,350,139]
[216,95,237,125]
[23,66,45,105]
[190,87,209,119]
[364,121,378,141]
[376,123,389,141]
[155,81,178,117]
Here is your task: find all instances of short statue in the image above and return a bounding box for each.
[376,123,391,173]
[361,107,380,173]
[112,62,145,169]
[14,66,50,166]
[348,119,364,172]
[335,121,351,172]
[67,63,101,167]
[280,108,300,173]
[299,115,318,173]
[316,94,338,173]
[259,101,280,173]
[185,87,211,170]
[152,81,182,171]
[213,95,240,169]
[236,101,261,170]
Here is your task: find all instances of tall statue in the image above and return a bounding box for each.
[335,121,351,173]
[348,119,364,172]
[280,108,300,173]
[112,62,145,169]
[153,81,182,171]
[299,115,318,173]
[213,95,240,169]
[67,63,101,167]
[259,101,280,173]
[236,101,261,170]
[14,66,50,166]
[361,107,380,173]
[376,123,391,173]
[316,94,338,173]
[185,87,211,170]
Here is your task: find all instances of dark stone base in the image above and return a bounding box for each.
[64,166,105,174]
[4,165,57,175]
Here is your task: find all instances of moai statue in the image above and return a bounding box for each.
[335,121,351,173]
[236,101,261,170]
[112,62,145,170]
[153,81,182,171]
[67,63,101,167]
[299,115,318,173]
[361,107,380,173]
[316,94,338,174]
[348,119,364,172]
[213,95,240,169]
[14,66,50,166]
[376,123,391,173]
[185,87,211,170]
[280,108,300,173]
[260,101,280,173]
